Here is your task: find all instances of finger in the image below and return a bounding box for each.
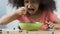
[48,22,54,26]
[19,7,26,15]
[45,21,50,25]
[47,22,53,25]
[20,7,27,15]
[21,7,26,11]
[23,6,28,15]
[49,24,54,28]
[49,25,54,28]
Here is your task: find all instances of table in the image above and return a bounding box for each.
[1,29,60,34]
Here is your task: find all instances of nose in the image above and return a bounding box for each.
[27,3,33,8]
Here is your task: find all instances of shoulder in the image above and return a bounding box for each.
[47,11,57,22]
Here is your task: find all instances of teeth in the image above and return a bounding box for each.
[27,8,34,14]
[28,10,34,14]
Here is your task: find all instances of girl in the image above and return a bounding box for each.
[0,0,60,30]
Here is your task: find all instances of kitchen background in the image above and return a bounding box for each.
[0,0,60,30]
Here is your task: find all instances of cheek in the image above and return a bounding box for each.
[34,5,39,11]
[34,4,39,9]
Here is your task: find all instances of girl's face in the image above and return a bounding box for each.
[24,0,40,15]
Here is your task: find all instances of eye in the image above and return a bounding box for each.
[24,0,29,3]
[30,1,37,3]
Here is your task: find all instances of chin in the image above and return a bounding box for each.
[29,13,35,15]
[28,12,35,15]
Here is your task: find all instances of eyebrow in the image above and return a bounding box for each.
[24,0,39,3]
[29,0,39,3]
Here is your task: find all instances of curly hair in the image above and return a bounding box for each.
[8,0,56,12]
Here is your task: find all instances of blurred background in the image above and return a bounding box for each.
[0,0,19,30]
[0,0,60,30]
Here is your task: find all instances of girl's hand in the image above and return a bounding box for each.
[46,21,55,29]
[46,21,60,29]
[15,7,27,15]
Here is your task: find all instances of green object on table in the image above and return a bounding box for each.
[18,22,43,31]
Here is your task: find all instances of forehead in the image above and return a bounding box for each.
[24,0,40,2]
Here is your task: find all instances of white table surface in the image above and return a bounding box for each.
[1,29,60,34]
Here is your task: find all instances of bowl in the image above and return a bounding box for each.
[18,22,43,31]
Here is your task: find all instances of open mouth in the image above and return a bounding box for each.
[27,8,35,14]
